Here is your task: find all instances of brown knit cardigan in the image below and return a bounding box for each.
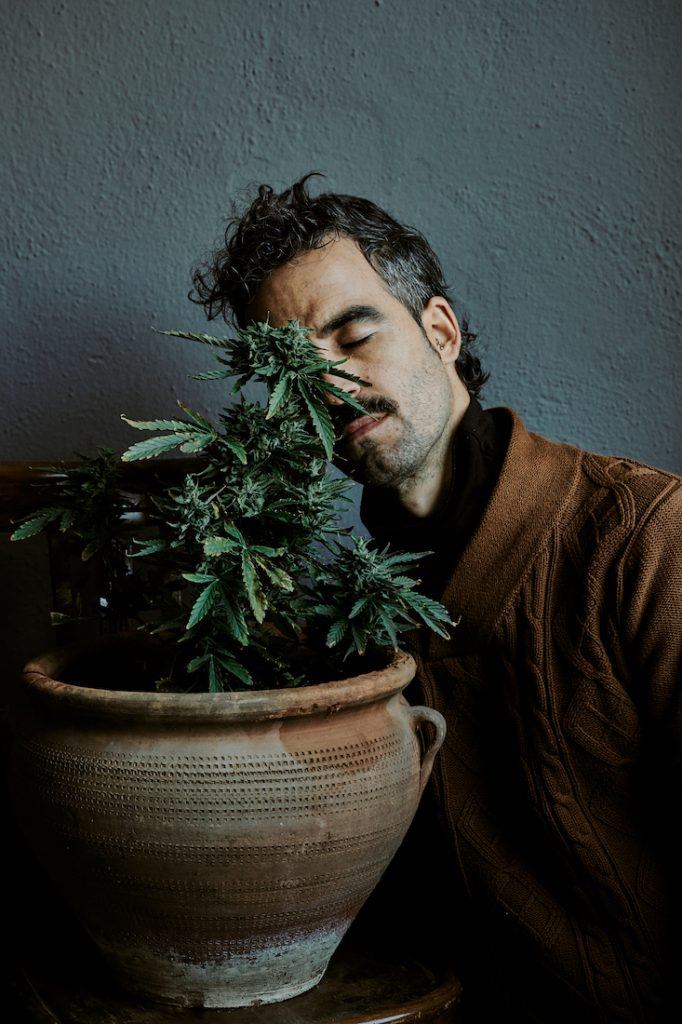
[400,406,681,1023]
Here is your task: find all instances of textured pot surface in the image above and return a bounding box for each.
[7,632,445,1008]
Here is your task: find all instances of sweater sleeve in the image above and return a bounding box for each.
[618,476,682,805]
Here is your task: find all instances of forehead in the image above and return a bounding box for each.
[247,235,394,331]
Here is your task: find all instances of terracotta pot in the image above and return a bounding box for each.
[7,632,445,1008]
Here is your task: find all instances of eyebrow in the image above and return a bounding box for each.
[316,304,387,338]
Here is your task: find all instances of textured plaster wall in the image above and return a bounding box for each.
[1,0,680,676]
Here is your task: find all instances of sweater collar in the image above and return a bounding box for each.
[424,406,582,659]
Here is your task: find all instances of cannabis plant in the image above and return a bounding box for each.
[12,320,456,692]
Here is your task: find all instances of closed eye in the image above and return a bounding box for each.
[341,334,373,351]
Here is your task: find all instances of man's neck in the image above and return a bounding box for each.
[380,393,471,520]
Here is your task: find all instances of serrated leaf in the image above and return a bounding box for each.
[58,509,76,532]
[224,524,247,545]
[186,581,218,629]
[207,655,223,693]
[176,401,213,430]
[266,373,292,419]
[156,328,234,350]
[315,381,372,420]
[192,369,233,381]
[215,653,253,688]
[253,558,294,591]
[224,438,248,464]
[121,415,194,432]
[350,621,366,655]
[391,575,419,588]
[179,432,215,453]
[381,550,432,568]
[203,536,239,557]
[300,388,335,459]
[186,653,210,673]
[326,619,349,647]
[121,433,190,462]
[349,596,369,619]
[10,507,63,540]
[128,539,167,557]
[377,607,399,649]
[241,551,266,623]
[223,597,249,645]
[182,572,217,584]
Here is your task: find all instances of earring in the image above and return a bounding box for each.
[438,342,445,350]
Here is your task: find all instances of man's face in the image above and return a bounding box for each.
[247,235,461,488]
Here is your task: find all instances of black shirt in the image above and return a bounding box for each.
[359,395,509,602]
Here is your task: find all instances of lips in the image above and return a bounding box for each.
[343,412,387,441]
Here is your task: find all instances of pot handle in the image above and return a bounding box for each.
[407,705,446,798]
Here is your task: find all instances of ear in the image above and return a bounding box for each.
[421,297,462,364]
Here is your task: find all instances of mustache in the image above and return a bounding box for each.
[331,395,397,432]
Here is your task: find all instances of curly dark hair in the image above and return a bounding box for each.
[190,172,489,398]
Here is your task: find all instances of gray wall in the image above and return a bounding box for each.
[1,0,680,678]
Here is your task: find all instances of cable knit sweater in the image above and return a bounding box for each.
[371,406,681,1023]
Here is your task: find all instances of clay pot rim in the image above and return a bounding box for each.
[20,631,416,723]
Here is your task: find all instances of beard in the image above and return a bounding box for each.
[332,329,453,488]
[337,413,444,488]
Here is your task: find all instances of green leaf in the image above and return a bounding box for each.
[186,580,219,629]
[207,655,223,693]
[182,572,217,584]
[10,507,63,540]
[381,550,432,568]
[192,369,233,381]
[176,401,214,431]
[223,597,249,645]
[377,607,399,649]
[186,653,210,673]
[121,415,194,432]
[156,328,234,350]
[128,539,167,557]
[58,509,76,532]
[203,536,239,557]
[266,373,292,419]
[391,575,419,589]
[121,433,190,462]
[406,598,452,639]
[253,557,294,591]
[224,438,248,464]
[349,596,369,619]
[326,619,349,647]
[215,653,253,688]
[241,551,266,623]
[224,524,247,546]
[179,432,215,453]
[349,621,367,656]
[315,381,372,420]
[300,387,336,459]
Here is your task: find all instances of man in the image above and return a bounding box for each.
[191,173,681,1022]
